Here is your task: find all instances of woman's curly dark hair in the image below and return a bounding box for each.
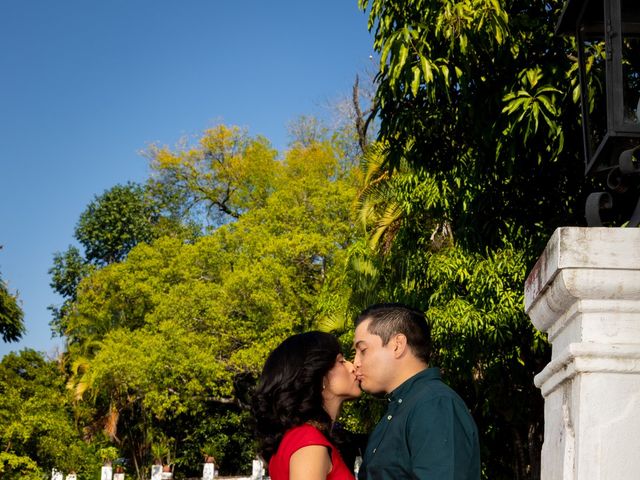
[251,331,341,462]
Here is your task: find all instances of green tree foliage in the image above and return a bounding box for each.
[75,182,160,266]
[0,272,24,343]
[60,126,360,477]
[147,125,281,226]
[0,350,96,479]
[50,246,92,301]
[353,0,593,478]
[49,182,194,337]
[48,246,95,337]
[359,0,587,249]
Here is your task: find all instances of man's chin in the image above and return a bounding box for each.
[358,381,385,397]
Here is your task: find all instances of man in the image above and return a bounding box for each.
[353,303,480,479]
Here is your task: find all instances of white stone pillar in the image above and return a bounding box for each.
[203,462,215,480]
[150,465,162,480]
[100,466,113,480]
[251,458,264,479]
[525,227,640,480]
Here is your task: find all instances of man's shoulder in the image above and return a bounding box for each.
[406,376,474,420]
[411,374,461,401]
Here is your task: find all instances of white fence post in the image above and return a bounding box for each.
[251,458,264,479]
[100,465,113,480]
[151,464,162,480]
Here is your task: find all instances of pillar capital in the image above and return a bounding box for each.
[526,227,640,349]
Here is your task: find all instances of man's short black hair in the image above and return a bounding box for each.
[356,303,431,364]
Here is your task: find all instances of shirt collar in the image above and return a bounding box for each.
[389,367,441,401]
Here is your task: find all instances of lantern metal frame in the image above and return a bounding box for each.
[557,0,640,226]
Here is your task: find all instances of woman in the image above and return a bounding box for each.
[252,331,362,480]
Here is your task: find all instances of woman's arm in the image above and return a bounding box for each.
[290,445,332,480]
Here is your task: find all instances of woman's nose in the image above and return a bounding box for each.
[345,360,355,373]
[352,354,361,369]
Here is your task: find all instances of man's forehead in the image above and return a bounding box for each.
[354,319,376,343]
[353,320,369,339]
[355,317,372,333]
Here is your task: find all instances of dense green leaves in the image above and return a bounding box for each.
[48,182,195,338]
[76,183,160,266]
[353,0,593,478]
[0,274,24,343]
[147,125,281,226]
[360,0,587,250]
[0,350,96,479]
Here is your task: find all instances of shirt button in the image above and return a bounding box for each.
[398,398,403,404]
[387,415,393,420]
[373,448,377,454]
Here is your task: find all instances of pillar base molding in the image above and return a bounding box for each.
[534,342,640,396]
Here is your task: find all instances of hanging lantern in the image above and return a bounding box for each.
[557,0,640,225]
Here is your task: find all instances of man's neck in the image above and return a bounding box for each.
[386,360,429,394]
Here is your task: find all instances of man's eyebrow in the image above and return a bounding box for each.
[354,340,366,349]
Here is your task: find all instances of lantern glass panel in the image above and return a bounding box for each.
[621,37,640,127]
[620,1,640,130]
[579,35,608,161]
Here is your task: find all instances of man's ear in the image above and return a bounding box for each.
[392,334,408,358]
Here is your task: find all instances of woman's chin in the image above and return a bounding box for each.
[349,388,363,399]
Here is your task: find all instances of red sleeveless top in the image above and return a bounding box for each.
[268,424,355,480]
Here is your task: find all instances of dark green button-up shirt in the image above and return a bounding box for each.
[358,367,480,480]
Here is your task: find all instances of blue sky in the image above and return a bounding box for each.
[0,0,374,357]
